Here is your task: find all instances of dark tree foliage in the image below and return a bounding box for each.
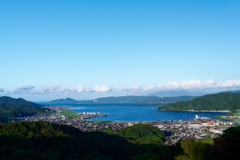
[0,113,8,123]
[228,110,237,116]
[2,121,240,160]
[132,144,177,160]
[166,127,240,160]
[0,121,144,160]
[173,139,211,160]
[118,124,167,145]
[0,96,49,121]
[133,138,214,160]
[158,92,240,111]
[210,126,240,160]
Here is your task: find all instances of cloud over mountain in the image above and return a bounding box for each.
[116,79,240,92]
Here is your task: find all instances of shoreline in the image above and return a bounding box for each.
[58,106,230,122]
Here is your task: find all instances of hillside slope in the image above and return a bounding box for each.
[0,96,49,122]
[0,121,144,159]
[49,97,78,104]
[118,124,167,144]
[157,92,240,111]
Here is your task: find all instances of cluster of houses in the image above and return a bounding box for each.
[146,117,232,145]
[10,107,107,124]
[72,121,132,132]
[9,106,234,146]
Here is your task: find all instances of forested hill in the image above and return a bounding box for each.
[49,95,196,104]
[0,96,42,107]
[1,121,240,159]
[157,92,240,111]
[0,121,152,159]
[0,96,49,122]
[49,97,78,104]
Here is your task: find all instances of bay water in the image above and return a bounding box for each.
[40,103,230,121]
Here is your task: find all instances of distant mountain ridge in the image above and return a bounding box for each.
[49,97,78,104]
[49,95,196,104]
[0,96,42,106]
[157,92,240,111]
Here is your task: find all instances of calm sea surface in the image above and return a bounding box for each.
[38,103,229,121]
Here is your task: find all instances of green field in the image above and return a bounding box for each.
[197,137,214,145]
[60,109,82,119]
[216,115,240,122]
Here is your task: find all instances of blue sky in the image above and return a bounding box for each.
[0,0,240,101]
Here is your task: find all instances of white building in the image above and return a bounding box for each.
[195,115,200,119]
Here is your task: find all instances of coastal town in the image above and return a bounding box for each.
[9,106,235,146]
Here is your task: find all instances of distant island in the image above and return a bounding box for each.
[49,95,196,104]
[156,92,240,111]
[49,97,78,104]
[0,96,50,123]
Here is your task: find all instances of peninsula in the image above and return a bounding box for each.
[49,95,196,104]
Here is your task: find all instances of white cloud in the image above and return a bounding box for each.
[4,84,112,95]
[215,79,240,88]
[2,79,240,95]
[114,79,240,92]
[92,85,112,92]
[32,85,76,94]
[158,79,217,90]
[76,86,90,92]
[142,84,155,91]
